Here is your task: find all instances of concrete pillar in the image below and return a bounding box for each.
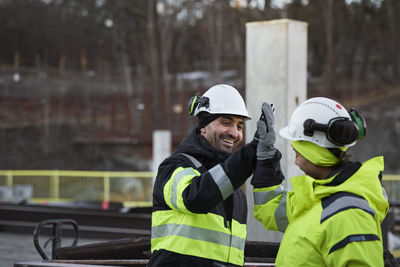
[152,130,171,181]
[245,19,308,241]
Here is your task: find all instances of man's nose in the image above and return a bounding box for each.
[227,126,240,139]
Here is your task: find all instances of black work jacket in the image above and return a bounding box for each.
[149,128,256,267]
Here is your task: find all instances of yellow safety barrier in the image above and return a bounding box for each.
[1,171,399,207]
[0,170,154,207]
[384,175,400,181]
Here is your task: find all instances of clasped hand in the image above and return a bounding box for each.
[254,102,276,160]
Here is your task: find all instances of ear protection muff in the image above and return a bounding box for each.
[349,108,367,139]
[303,117,359,146]
[303,108,367,147]
[188,93,210,116]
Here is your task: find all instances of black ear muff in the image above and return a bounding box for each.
[303,117,359,146]
[187,93,210,116]
[327,117,359,146]
[349,108,367,140]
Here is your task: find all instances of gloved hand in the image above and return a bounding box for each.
[254,102,277,160]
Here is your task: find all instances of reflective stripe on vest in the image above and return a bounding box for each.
[151,210,246,265]
[180,153,202,168]
[152,223,245,250]
[209,164,234,200]
[254,184,285,205]
[321,194,375,223]
[164,167,200,213]
[180,153,234,200]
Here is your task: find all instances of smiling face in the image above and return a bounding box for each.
[200,115,244,154]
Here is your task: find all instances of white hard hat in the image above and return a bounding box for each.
[189,84,251,119]
[279,97,360,148]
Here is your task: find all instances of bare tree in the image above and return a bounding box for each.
[322,0,335,93]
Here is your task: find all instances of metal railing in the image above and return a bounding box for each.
[0,170,154,207]
[1,171,400,207]
[382,175,400,201]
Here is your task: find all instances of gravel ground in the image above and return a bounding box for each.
[0,232,112,267]
[0,232,42,267]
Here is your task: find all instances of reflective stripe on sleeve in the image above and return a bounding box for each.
[209,164,234,200]
[254,184,285,205]
[329,234,380,254]
[321,195,375,223]
[152,223,246,251]
[180,153,202,168]
[168,167,198,212]
[383,187,389,201]
[275,192,288,232]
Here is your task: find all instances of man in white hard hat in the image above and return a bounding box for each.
[149,84,260,266]
[251,97,389,266]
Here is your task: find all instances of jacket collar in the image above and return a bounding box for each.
[324,162,362,186]
[174,128,230,168]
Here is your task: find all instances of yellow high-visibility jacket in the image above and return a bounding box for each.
[253,156,389,266]
[150,128,256,266]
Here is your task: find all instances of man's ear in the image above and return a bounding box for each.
[200,127,206,135]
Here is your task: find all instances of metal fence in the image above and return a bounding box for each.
[0,170,154,207]
[382,175,400,201]
[1,170,400,207]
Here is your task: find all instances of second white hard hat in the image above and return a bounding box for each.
[279,97,359,148]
